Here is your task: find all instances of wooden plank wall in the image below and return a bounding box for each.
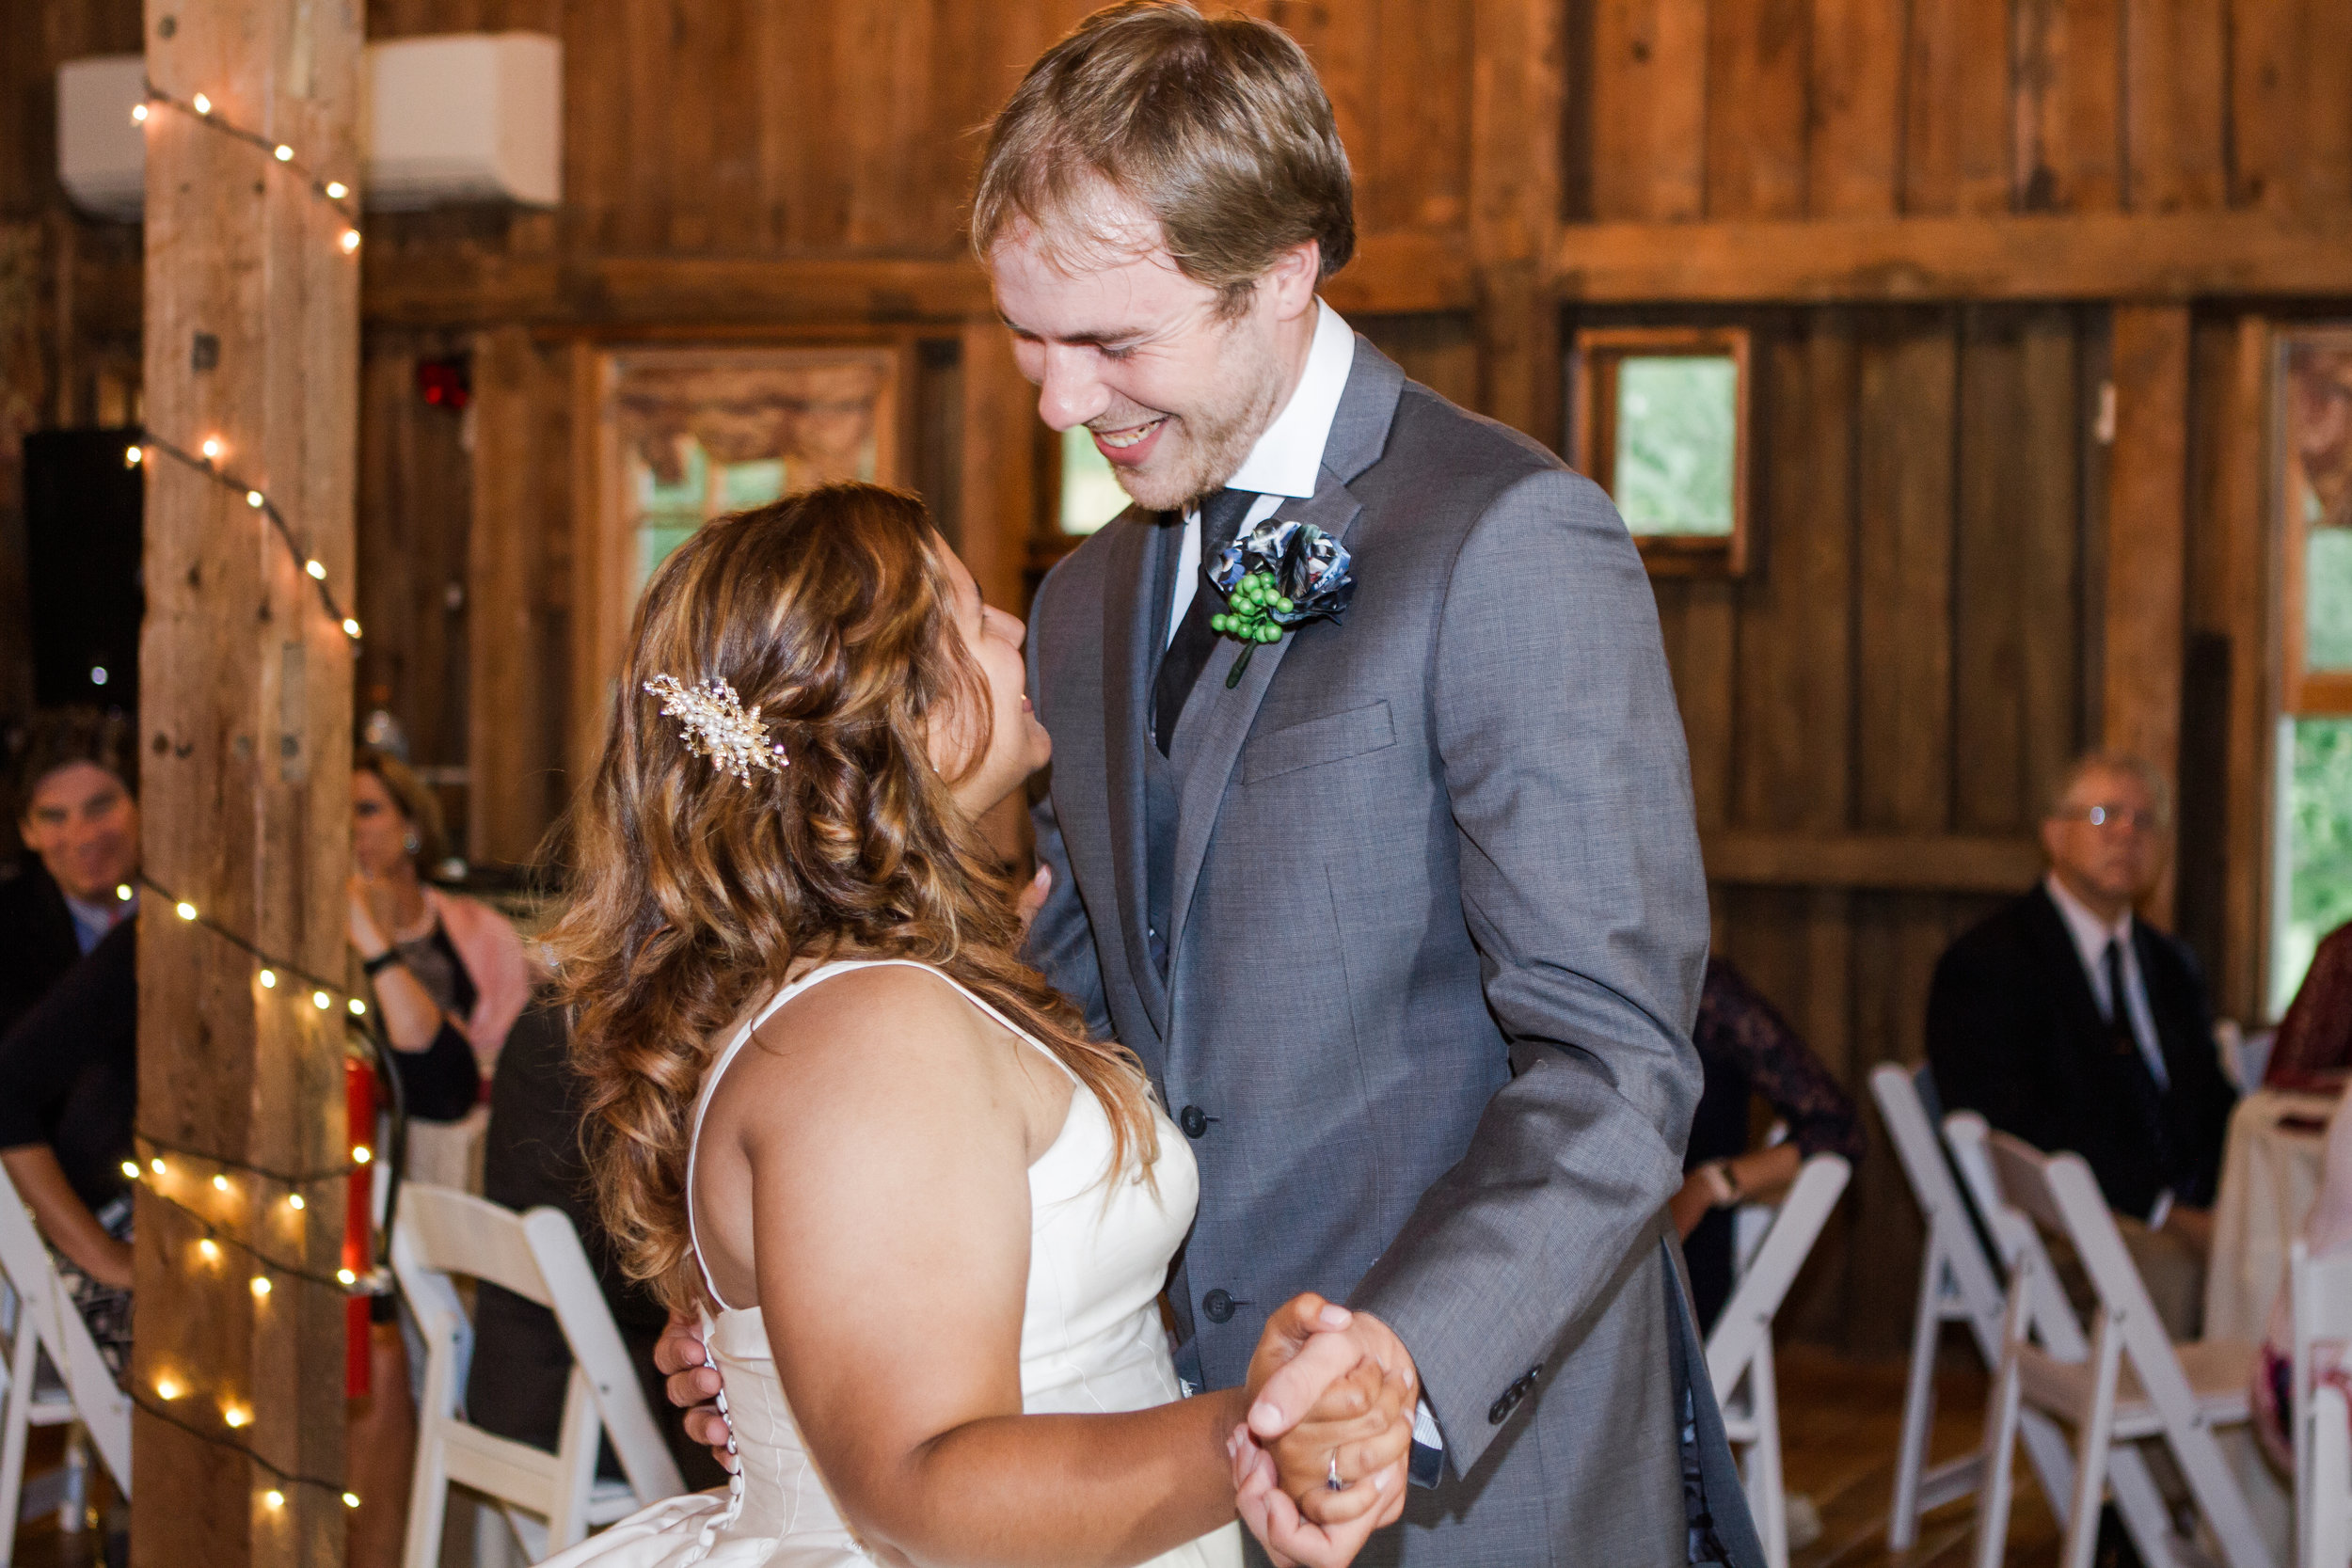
[7,0,2352,1353]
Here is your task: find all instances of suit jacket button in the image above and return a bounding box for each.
[1202,1289,1235,1323]
[1487,1390,1515,1426]
[1179,1105,1209,1138]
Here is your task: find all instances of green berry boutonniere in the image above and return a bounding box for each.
[1205,518,1358,687]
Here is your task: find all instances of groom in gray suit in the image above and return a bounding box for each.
[979,7,1759,1565]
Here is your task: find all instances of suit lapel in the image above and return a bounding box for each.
[1163,472,1365,983]
[1102,514,1169,1038]
[2025,887,2111,1053]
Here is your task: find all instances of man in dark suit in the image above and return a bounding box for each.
[2,709,140,1037]
[1927,752,2236,1337]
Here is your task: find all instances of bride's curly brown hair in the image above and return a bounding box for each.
[546,484,1158,1315]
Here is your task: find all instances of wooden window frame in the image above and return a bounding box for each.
[2280,325,2352,718]
[1568,325,1753,577]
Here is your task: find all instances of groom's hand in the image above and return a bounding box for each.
[1246,1297,1418,1524]
[652,1312,737,1473]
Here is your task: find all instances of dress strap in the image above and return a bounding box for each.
[683,958,1073,1310]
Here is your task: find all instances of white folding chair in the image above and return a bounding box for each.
[2292,1239,2352,1568]
[392,1184,682,1567]
[1873,1065,2082,1547]
[0,1164,131,1567]
[1704,1152,1849,1568]
[1969,1129,2274,1568]
[1942,1111,2183,1565]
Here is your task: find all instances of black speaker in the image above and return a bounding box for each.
[22,428,144,714]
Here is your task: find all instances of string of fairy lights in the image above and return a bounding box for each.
[121,70,386,1515]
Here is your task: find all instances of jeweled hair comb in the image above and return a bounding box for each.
[643,674,787,784]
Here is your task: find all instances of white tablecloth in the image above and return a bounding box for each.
[2203,1088,2336,1342]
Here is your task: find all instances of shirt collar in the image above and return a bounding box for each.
[1221,300,1356,500]
[2044,871,2133,961]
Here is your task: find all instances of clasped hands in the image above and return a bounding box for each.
[651,1291,1419,1568]
[1230,1293,1418,1566]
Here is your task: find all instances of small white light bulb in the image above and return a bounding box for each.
[155,1377,183,1402]
[124,445,143,467]
[258,968,277,988]
[224,1405,250,1429]
[249,1275,271,1298]
[273,144,293,162]
[311,990,331,1010]
[263,1489,284,1509]
[176,901,199,921]
[352,1146,372,1165]
[116,883,133,901]
[197,1238,220,1262]
[122,1160,140,1180]
[305,559,326,579]
[339,229,361,254]
[347,997,366,1016]
[191,92,212,115]
[342,1493,360,1510]
[212,1173,230,1192]
[131,103,149,123]
[246,489,264,509]
[342,618,362,638]
[324,181,348,200]
[200,436,224,461]
[287,1193,305,1211]
[336,1267,357,1286]
[151,1157,167,1177]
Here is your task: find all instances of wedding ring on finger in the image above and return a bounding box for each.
[1327,1453,1345,1492]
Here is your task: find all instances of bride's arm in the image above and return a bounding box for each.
[718,969,1243,1567]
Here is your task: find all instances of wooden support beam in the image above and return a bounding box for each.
[2101,303,2192,925]
[1701,832,2044,894]
[956,319,1036,619]
[135,0,360,1562]
[1468,0,1565,441]
[1553,211,2352,302]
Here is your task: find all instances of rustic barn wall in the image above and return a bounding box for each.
[7,0,2352,1354]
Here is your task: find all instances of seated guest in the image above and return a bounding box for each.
[2265,920,2352,1090]
[1928,752,2237,1338]
[344,750,532,1568]
[0,920,136,1378]
[1,709,138,1037]
[0,711,141,1378]
[348,750,529,1117]
[1670,958,1866,1334]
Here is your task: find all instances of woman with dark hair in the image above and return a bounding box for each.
[535,485,1397,1568]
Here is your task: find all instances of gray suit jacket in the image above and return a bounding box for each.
[1025,340,1762,1567]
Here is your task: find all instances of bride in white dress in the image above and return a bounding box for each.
[536,486,1409,1568]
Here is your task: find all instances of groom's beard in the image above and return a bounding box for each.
[1104,327,1286,513]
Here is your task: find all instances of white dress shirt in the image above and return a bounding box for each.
[1163,300,1357,646]
[2043,873,2168,1090]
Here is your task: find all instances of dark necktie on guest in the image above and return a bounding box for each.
[2106,935,2176,1201]
[1152,487,1259,754]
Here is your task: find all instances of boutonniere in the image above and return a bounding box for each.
[1206,518,1357,687]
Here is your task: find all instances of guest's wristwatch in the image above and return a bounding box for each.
[1703,1159,1743,1210]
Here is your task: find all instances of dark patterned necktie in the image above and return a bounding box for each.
[2106,936,2177,1197]
[1152,487,1258,754]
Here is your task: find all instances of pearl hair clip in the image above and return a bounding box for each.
[644,674,787,783]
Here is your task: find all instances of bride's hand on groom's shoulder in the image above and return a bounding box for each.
[653,1312,736,1473]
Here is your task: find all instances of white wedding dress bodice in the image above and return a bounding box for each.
[538,959,1242,1568]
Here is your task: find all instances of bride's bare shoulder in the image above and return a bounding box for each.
[715,963,1013,1117]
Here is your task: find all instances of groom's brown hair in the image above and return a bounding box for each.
[970,1,1355,311]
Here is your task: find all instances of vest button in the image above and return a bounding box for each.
[1179,1104,1209,1138]
[1202,1289,1235,1323]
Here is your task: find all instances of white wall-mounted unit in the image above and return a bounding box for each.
[56,33,562,221]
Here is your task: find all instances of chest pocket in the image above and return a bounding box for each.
[1240,699,1395,784]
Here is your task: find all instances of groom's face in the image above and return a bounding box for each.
[991,192,1309,513]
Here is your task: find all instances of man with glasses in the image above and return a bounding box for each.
[1926,752,2237,1337]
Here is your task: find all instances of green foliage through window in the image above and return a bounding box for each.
[1613,356,1737,536]
[2275,715,2352,1014]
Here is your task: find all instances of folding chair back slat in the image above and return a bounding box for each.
[1704,1153,1850,1568]
[0,1160,132,1568]
[392,1184,681,1568]
[2292,1241,2352,1568]
[1970,1130,2276,1568]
